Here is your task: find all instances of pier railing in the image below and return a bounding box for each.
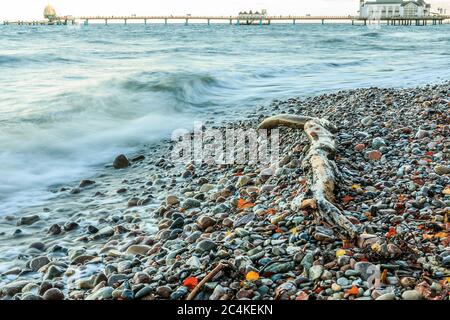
[4,14,449,26]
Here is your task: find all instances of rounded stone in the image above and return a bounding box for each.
[42,288,65,300]
[196,239,218,253]
[196,215,216,230]
[30,256,50,272]
[126,244,151,255]
[166,195,180,205]
[402,290,422,300]
[113,154,130,169]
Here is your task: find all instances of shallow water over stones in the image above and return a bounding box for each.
[0,82,449,300]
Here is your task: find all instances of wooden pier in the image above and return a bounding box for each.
[3,14,449,26]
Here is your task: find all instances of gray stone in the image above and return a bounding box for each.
[300,252,314,270]
[376,292,396,300]
[135,286,153,299]
[121,289,134,300]
[43,288,64,300]
[415,129,428,139]
[30,256,50,272]
[402,290,422,300]
[133,272,151,284]
[236,175,251,188]
[354,262,377,281]
[79,179,95,188]
[233,213,256,228]
[210,284,226,300]
[186,231,202,244]
[186,256,201,269]
[44,265,64,280]
[86,287,114,300]
[264,261,294,274]
[442,256,450,267]
[170,286,188,300]
[21,293,43,300]
[17,215,40,226]
[107,274,128,286]
[48,224,61,235]
[29,242,46,251]
[196,239,218,253]
[361,116,373,127]
[181,198,201,210]
[170,217,184,229]
[200,184,216,192]
[93,226,114,239]
[113,154,130,169]
[336,277,350,286]
[2,280,30,296]
[309,265,323,281]
[372,137,387,149]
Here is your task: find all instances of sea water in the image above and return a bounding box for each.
[0,23,449,214]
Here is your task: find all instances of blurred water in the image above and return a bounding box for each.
[0,23,449,214]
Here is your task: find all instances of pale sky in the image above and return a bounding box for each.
[0,0,449,21]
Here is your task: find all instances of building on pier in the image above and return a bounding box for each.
[43,5,57,21]
[237,9,269,25]
[359,0,431,19]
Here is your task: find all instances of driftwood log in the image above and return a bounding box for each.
[259,114,358,239]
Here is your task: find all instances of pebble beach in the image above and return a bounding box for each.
[0,82,449,301]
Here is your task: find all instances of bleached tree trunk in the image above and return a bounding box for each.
[259,114,357,239]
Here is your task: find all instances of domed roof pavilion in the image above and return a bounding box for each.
[44,5,57,20]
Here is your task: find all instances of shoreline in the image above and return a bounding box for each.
[0,81,449,300]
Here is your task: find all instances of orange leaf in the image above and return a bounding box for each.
[295,291,310,300]
[183,277,199,290]
[266,208,277,215]
[425,151,433,156]
[423,234,433,240]
[275,227,284,233]
[380,269,388,284]
[434,232,448,239]
[245,271,260,281]
[237,198,255,209]
[386,226,397,238]
[342,195,353,204]
[346,285,359,296]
